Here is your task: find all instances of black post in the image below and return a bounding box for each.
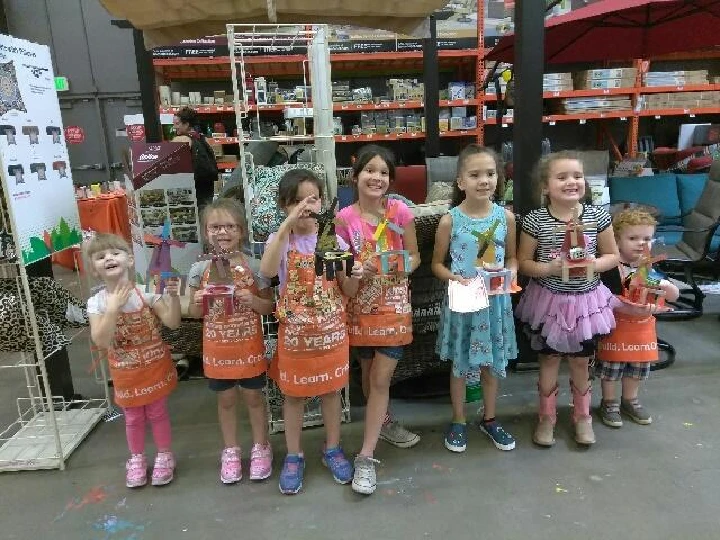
[423,15,440,158]
[133,28,162,143]
[513,1,545,215]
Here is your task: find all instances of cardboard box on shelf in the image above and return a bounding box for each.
[449,82,466,100]
[575,77,637,90]
[450,117,463,130]
[575,68,637,81]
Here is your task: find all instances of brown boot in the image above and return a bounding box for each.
[533,386,558,447]
[571,381,595,445]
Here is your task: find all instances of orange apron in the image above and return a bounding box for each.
[200,259,267,380]
[108,289,177,408]
[270,243,349,398]
[346,218,412,347]
[597,313,658,362]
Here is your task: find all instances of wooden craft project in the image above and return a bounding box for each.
[311,197,354,280]
[144,218,185,294]
[472,219,520,295]
[197,241,242,316]
[369,199,410,274]
[553,206,596,282]
[622,244,668,309]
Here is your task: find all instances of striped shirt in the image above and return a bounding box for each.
[521,204,612,293]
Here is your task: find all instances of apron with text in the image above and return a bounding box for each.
[597,266,658,362]
[270,244,349,397]
[108,289,177,408]
[201,260,267,380]
[346,215,412,347]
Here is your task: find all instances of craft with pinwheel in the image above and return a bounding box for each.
[197,240,242,316]
[472,218,520,296]
[622,244,668,309]
[368,198,410,275]
[144,218,185,294]
[553,205,596,282]
[310,197,354,280]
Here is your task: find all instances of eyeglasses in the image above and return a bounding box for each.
[208,224,239,233]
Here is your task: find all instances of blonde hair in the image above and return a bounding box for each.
[82,233,131,261]
[533,150,591,207]
[612,208,657,238]
[200,197,248,239]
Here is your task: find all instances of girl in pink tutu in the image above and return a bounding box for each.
[516,151,619,447]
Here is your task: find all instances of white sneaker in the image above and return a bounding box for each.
[351,455,379,495]
[379,420,420,448]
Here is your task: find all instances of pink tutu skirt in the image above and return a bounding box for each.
[515,280,620,354]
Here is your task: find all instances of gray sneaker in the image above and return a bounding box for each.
[351,455,379,495]
[621,398,652,425]
[379,420,420,449]
[599,400,623,428]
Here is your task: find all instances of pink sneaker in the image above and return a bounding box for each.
[220,447,242,484]
[249,443,273,481]
[126,454,147,488]
[151,451,175,486]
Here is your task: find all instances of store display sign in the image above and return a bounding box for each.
[127,142,202,288]
[0,34,82,265]
[64,125,84,144]
[126,124,145,142]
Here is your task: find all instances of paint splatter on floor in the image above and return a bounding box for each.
[92,514,146,540]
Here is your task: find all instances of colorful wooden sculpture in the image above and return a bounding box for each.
[623,244,667,308]
[553,206,595,282]
[144,218,185,294]
[472,219,519,295]
[369,199,410,274]
[310,197,354,280]
[197,241,242,316]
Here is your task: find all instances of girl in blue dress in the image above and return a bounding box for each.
[432,145,518,453]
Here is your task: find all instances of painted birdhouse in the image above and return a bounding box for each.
[197,241,242,316]
[553,206,595,282]
[370,199,409,275]
[624,244,667,308]
[144,218,185,294]
[311,197,354,280]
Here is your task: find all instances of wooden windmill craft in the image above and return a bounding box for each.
[471,219,519,296]
[553,206,596,282]
[623,244,668,308]
[197,240,243,316]
[311,197,354,280]
[144,218,185,294]
[368,199,410,275]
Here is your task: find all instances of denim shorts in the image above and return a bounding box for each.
[208,373,267,392]
[355,346,404,362]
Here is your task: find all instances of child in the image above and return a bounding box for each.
[431,145,518,453]
[516,151,620,447]
[335,145,421,495]
[260,169,363,495]
[596,208,679,427]
[187,198,274,484]
[86,233,181,488]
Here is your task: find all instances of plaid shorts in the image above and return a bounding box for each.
[595,361,651,381]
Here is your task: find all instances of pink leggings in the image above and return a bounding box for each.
[123,397,172,455]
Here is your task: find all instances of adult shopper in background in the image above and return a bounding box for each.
[173,107,218,209]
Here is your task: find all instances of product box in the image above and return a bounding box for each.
[575,68,637,81]
[576,77,637,90]
[450,117,463,131]
[449,82,466,100]
[451,106,467,118]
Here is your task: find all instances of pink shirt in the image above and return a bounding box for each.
[265,232,349,289]
[335,199,414,255]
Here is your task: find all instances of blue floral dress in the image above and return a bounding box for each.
[436,204,518,378]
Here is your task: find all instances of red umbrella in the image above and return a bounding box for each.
[486,0,720,64]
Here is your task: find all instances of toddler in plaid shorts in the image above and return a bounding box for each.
[596,209,679,428]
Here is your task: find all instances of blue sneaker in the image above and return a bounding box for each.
[478,420,516,451]
[279,454,305,495]
[444,422,467,453]
[321,446,353,484]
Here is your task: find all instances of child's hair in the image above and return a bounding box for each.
[200,197,248,238]
[451,144,505,208]
[612,208,657,238]
[533,150,592,207]
[276,168,325,209]
[351,144,397,202]
[83,233,131,262]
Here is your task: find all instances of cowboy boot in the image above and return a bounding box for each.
[571,380,596,445]
[533,385,558,447]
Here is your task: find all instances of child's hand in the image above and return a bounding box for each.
[284,196,318,227]
[350,261,364,280]
[164,277,180,297]
[106,282,133,312]
[545,257,564,277]
[193,290,205,305]
[234,288,254,307]
[362,258,378,277]
[451,274,472,286]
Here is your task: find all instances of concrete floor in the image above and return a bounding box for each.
[1,293,719,540]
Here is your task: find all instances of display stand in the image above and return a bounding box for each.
[227,24,348,433]
[0,35,108,471]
